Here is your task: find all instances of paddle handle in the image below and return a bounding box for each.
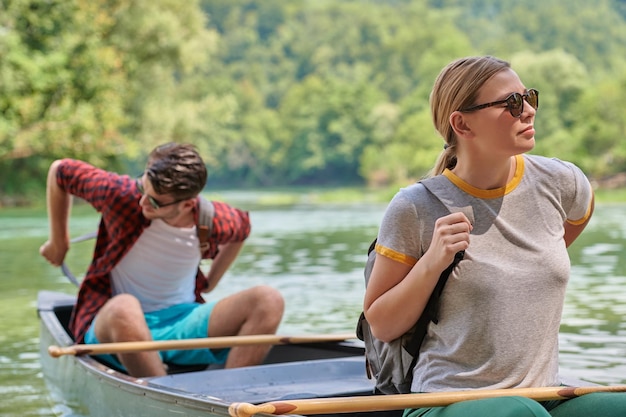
[48,332,356,358]
[228,385,626,417]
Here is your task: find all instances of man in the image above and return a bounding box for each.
[40,142,284,377]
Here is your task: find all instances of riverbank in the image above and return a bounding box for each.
[1,183,625,212]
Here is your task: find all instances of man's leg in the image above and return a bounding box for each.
[94,293,167,377]
[208,285,284,368]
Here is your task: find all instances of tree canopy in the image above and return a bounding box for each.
[1,0,626,203]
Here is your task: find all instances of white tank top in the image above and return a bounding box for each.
[111,219,201,312]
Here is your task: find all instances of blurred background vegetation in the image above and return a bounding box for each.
[1,0,626,205]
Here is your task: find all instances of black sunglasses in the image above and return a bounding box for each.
[136,179,185,210]
[460,89,539,118]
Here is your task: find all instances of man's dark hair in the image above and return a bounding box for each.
[145,143,207,199]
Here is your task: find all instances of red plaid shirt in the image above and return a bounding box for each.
[56,159,251,342]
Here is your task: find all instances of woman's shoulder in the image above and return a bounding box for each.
[523,154,590,185]
[523,153,581,173]
[392,181,436,207]
[387,178,454,218]
[522,154,592,214]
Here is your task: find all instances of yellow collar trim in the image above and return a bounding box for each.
[442,155,524,199]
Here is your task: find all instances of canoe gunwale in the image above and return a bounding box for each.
[38,291,247,416]
[37,290,380,417]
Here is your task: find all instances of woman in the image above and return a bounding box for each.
[363,56,625,416]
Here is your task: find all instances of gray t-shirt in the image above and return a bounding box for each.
[376,154,593,392]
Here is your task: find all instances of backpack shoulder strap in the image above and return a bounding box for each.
[419,175,475,224]
[402,176,467,362]
[367,175,468,286]
[413,174,469,314]
[358,176,468,394]
[197,196,215,253]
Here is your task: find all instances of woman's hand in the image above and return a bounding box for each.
[422,211,472,274]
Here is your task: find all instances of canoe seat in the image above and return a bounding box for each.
[147,356,375,404]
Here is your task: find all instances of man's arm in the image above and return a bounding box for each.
[199,201,251,292]
[204,241,245,293]
[39,160,72,266]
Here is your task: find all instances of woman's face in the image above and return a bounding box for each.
[462,68,537,158]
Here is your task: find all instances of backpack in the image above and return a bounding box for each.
[355,178,466,394]
[197,196,215,254]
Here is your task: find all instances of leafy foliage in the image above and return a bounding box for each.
[1,0,626,202]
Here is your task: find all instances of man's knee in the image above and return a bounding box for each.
[252,285,284,320]
[98,294,144,325]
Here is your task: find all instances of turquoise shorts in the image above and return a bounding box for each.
[84,301,229,372]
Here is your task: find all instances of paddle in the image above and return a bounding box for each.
[48,332,356,358]
[61,231,98,286]
[228,384,626,417]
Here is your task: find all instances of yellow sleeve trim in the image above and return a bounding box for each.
[375,243,417,267]
[566,183,594,226]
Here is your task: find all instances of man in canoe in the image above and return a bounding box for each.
[363,56,626,415]
[40,142,284,377]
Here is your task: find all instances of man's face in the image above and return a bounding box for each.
[137,174,186,219]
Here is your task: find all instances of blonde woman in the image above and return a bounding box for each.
[364,56,624,416]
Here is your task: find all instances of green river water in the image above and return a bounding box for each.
[1,195,625,416]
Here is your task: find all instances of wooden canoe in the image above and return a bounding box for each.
[39,290,609,417]
[37,290,401,417]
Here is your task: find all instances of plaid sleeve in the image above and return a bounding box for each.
[200,201,250,260]
[211,201,251,243]
[56,159,124,213]
[60,159,146,342]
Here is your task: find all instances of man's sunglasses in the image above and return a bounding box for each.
[136,179,185,210]
[460,89,539,118]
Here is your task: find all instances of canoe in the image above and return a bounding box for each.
[37,290,402,417]
[39,290,616,417]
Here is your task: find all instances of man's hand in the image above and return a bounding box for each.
[39,239,69,267]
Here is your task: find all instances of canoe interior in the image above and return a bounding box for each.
[38,291,404,417]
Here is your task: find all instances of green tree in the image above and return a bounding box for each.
[3,0,626,202]
[0,0,127,195]
[569,76,626,178]
[0,0,215,199]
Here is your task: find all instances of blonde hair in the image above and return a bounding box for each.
[429,56,511,176]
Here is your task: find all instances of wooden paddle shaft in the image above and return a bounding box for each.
[48,332,356,358]
[228,385,626,417]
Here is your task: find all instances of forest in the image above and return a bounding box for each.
[1,0,626,204]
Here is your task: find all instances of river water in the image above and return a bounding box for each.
[1,194,625,416]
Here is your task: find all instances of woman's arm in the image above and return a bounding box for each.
[563,192,595,247]
[364,212,472,342]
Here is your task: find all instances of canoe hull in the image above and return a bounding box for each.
[38,291,393,417]
[39,293,237,417]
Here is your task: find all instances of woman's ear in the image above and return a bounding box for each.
[449,111,474,139]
